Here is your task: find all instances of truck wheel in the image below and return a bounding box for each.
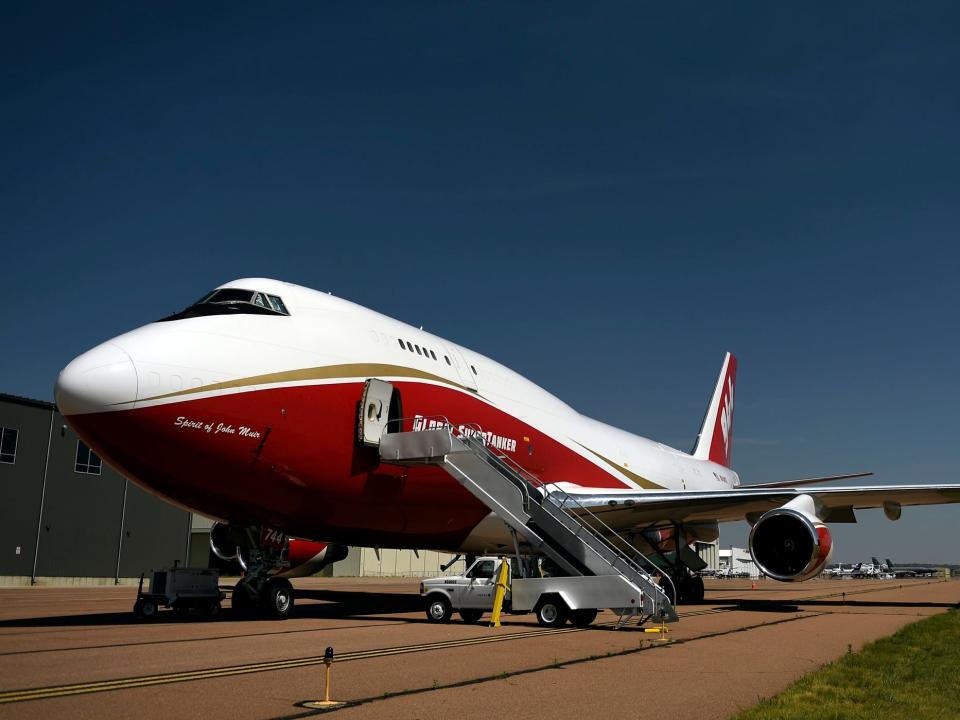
[139,599,158,620]
[426,596,452,623]
[570,609,598,627]
[535,596,568,628]
[262,578,294,620]
[459,609,483,624]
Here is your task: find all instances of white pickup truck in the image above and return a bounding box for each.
[420,556,647,628]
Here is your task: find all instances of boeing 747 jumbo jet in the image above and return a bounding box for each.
[54,279,960,619]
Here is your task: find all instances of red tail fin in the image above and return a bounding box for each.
[692,353,737,467]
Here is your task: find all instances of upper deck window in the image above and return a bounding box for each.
[161,288,290,321]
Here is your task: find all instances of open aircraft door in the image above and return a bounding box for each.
[358,378,401,447]
[445,346,478,391]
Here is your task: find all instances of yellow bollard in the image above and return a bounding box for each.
[489,559,510,628]
[304,647,346,709]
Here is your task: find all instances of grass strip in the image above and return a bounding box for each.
[734,609,960,720]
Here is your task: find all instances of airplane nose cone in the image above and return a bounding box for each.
[55,343,138,415]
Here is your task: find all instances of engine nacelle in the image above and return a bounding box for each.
[278,540,349,578]
[749,495,833,582]
[209,522,348,577]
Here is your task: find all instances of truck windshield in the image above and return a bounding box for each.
[466,560,496,579]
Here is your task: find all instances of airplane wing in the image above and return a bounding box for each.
[559,484,960,528]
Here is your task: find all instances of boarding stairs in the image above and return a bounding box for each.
[379,424,677,623]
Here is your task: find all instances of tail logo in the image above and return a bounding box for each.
[693,352,737,468]
[720,376,734,455]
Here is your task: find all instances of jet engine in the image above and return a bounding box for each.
[280,539,349,578]
[748,495,833,582]
[209,522,347,577]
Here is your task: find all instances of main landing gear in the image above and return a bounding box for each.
[643,522,707,605]
[654,569,704,605]
[233,575,294,619]
[212,524,297,620]
[231,545,296,620]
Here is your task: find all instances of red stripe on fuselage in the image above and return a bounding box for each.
[66,380,629,550]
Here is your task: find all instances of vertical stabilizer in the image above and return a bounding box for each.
[692,352,737,468]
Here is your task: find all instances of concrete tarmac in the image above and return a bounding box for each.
[0,577,957,719]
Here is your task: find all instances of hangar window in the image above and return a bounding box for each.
[160,288,291,321]
[74,441,102,475]
[0,427,17,464]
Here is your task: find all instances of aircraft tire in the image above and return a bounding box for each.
[232,582,255,616]
[261,578,295,620]
[680,575,705,604]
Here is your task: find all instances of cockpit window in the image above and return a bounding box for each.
[202,289,257,305]
[159,288,291,321]
[266,294,288,314]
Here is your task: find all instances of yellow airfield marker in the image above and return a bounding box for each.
[303,647,346,710]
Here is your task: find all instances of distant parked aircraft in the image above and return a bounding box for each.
[874,558,938,578]
[824,562,862,578]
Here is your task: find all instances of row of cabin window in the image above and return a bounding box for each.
[0,426,102,474]
[398,338,446,364]
[396,339,480,376]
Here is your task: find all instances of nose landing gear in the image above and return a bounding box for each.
[224,528,297,620]
[232,569,296,619]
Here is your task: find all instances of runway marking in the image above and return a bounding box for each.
[0,623,601,704]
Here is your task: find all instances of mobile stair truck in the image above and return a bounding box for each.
[420,555,656,628]
[365,396,678,629]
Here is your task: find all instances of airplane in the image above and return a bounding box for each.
[823,562,862,578]
[874,558,938,578]
[54,278,960,618]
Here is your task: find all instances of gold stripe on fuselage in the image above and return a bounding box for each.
[129,362,474,405]
[574,443,664,490]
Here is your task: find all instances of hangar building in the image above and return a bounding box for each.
[0,393,191,584]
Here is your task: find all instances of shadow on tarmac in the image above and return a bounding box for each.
[0,588,427,629]
[719,598,960,613]
[2,590,956,629]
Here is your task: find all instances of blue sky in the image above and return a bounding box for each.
[3,3,959,561]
